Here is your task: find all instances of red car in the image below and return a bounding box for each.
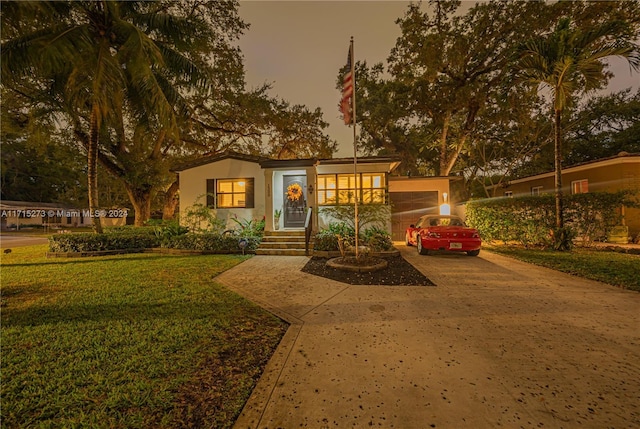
[405,215,481,256]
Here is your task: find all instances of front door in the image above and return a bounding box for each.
[283,175,306,228]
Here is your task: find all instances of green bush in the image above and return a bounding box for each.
[313,229,340,251]
[313,223,394,252]
[146,219,190,245]
[363,226,394,251]
[230,216,265,238]
[48,228,261,254]
[49,232,160,252]
[166,233,260,252]
[466,191,636,248]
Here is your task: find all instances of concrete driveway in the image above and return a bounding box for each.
[216,246,640,429]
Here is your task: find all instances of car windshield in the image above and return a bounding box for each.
[420,217,464,227]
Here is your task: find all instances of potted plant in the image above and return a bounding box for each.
[274,209,282,230]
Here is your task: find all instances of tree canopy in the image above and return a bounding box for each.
[346,0,640,186]
[2,0,337,226]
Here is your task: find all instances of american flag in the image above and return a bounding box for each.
[340,45,353,125]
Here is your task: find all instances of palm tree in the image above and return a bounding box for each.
[2,1,210,232]
[518,17,639,248]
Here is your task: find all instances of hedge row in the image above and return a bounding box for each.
[49,231,260,253]
[49,232,160,252]
[465,191,637,247]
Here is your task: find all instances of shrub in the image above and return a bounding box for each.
[49,232,160,252]
[313,229,340,251]
[182,196,226,234]
[363,226,394,251]
[313,224,394,252]
[166,233,260,252]
[229,215,265,238]
[466,191,636,248]
[145,219,189,245]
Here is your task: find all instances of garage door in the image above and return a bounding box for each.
[389,191,438,241]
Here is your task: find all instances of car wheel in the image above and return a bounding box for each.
[417,238,429,255]
[405,232,412,246]
[467,249,480,256]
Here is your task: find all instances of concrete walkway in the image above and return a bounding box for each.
[215,247,640,429]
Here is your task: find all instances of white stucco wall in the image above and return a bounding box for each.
[178,158,265,230]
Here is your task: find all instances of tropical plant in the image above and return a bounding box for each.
[362,226,394,252]
[517,17,640,249]
[182,196,226,234]
[319,203,391,232]
[230,215,265,238]
[1,1,226,229]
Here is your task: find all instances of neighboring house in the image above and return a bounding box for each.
[496,153,640,238]
[0,200,128,230]
[174,150,454,240]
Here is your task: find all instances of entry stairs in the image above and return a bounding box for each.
[256,230,312,256]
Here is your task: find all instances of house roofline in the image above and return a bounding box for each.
[317,155,402,165]
[505,152,640,186]
[172,150,269,172]
[174,151,403,172]
[260,158,318,168]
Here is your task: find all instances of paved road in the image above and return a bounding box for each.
[0,234,49,248]
[217,247,639,429]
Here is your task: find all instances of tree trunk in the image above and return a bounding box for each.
[124,184,153,227]
[162,178,180,221]
[88,107,103,233]
[554,108,564,229]
[438,112,451,176]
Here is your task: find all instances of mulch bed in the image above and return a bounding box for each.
[301,256,435,286]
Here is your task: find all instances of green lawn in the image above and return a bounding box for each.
[1,245,288,428]
[486,244,640,291]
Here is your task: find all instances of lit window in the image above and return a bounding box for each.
[207,178,254,208]
[571,179,588,194]
[317,173,386,205]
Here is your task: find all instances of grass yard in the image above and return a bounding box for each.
[0,245,288,428]
[486,244,640,291]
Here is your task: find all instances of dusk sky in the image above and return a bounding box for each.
[238,1,640,157]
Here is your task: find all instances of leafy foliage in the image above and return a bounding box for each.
[2,1,336,226]
[319,203,391,232]
[466,191,636,248]
[165,234,261,253]
[230,215,266,238]
[313,223,393,252]
[146,219,190,245]
[182,196,226,234]
[362,226,394,252]
[49,231,160,252]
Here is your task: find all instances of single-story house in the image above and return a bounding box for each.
[496,152,640,238]
[174,151,453,242]
[0,200,128,230]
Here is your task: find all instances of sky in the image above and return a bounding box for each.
[237,1,640,158]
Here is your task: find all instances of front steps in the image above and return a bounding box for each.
[256,230,312,256]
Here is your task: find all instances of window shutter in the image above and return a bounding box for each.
[245,178,254,208]
[206,179,215,208]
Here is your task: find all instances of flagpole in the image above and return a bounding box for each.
[350,36,359,260]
